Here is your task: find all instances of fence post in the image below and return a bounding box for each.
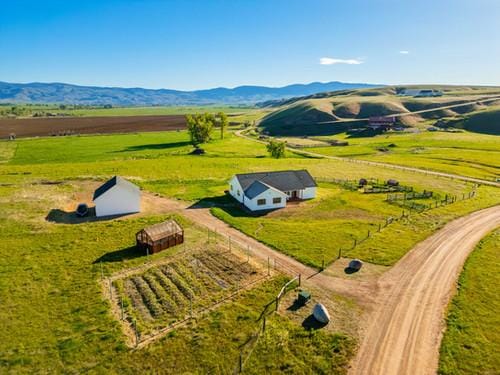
[298,274,301,287]
[267,257,270,276]
[338,248,342,259]
[378,223,381,232]
[275,296,279,311]
[120,297,124,320]
[263,316,266,332]
[367,230,370,239]
[239,352,243,373]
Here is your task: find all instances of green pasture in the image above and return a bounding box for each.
[439,230,500,375]
[303,131,500,180]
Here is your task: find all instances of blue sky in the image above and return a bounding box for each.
[1,0,499,90]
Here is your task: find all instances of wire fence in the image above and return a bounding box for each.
[233,276,300,374]
[103,228,299,348]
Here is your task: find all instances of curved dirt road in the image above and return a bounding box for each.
[351,205,500,375]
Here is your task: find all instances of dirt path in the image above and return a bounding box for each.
[350,205,500,375]
[142,192,500,373]
[181,205,375,303]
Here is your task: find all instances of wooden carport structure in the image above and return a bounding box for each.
[136,220,184,254]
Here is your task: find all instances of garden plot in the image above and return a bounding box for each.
[111,248,265,342]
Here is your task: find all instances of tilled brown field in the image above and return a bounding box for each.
[0,115,186,138]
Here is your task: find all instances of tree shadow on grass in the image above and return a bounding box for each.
[302,314,328,330]
[93,246,143,263]
[115,141,192,153]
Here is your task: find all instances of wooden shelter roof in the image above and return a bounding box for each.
[140,220,183,242]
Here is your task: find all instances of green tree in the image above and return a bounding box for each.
[214,111,228,139]
[185,113,214,145]
[266,140,286,158]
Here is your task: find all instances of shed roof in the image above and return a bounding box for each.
[140,220,183,242]
[235,170,316,194]
[93,176,139,200]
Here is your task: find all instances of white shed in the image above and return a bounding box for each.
[93,176,141,217]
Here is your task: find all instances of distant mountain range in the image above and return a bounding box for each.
[0,81,382,106]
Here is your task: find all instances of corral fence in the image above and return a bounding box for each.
[234,276,301,374]
[316,179,479,268]
[316,177,414,193]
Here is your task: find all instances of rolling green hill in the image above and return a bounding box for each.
[259,86,500,136]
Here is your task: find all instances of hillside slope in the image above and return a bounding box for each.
[259,86,500,135]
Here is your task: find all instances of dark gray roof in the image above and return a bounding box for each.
[236,170,316,194]
[93,176,138,200]
[244,180,272,199]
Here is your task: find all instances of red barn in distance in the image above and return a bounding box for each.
[368,116,396,130]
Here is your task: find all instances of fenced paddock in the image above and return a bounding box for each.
[104,236,289,347]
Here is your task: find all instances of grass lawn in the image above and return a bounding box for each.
[212,183,499,268]
[0,127,498,372]
[305,131,500,181]
[439,230,500,375]
[0,182,354,373]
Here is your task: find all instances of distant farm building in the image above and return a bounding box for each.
[229,170,317,211]
[398,88,443,97]
[368,116,396,130]
[136,220,184,254]
[93,176,141,217]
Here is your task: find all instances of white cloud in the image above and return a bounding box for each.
[319,57,363,65]
[399,50,410,54]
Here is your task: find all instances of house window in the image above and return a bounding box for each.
[237,190,240,196]
[230,184,233,191]
[273,197,282,204]
[257,199,266,206]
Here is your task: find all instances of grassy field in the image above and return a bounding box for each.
[439,230,500,375]
[0,181,354,373]
[0,104,255,118]
[285,131,500,181]
[0,128,498,371]
[212,182,499,267]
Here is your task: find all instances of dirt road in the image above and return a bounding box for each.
[139,192,500,373]
[351,205,500,375]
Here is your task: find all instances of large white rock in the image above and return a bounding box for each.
[313,303,330,324]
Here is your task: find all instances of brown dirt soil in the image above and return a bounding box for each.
[0,115,186,138]
[350,205,500,375]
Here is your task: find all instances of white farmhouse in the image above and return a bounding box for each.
[93,176,141,217]
[229,170,316,211]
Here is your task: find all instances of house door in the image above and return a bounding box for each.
[291,191,298,199]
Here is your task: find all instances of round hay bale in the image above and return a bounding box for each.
[312,303,330,324]
[348,259,363,271]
